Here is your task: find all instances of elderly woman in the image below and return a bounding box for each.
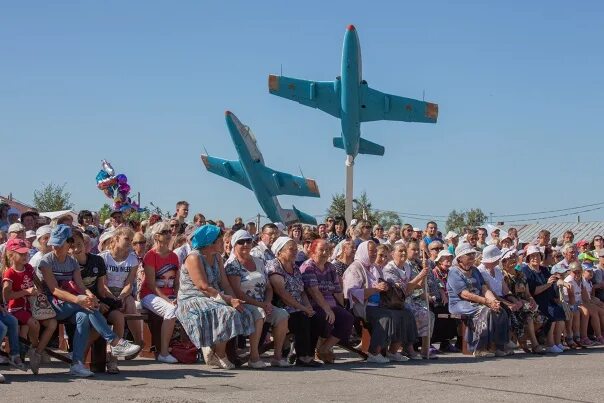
[385,241,435,359]
[430,250,461,352]
[225,230,290,368]
[38,225,140,377]
[352,220,378,249]
[176,225,255,369]
[29,225,52,269]
[446,243,509,358]
[222,229,234,261]
[344,240,418,363]
[300,239,354,363]
[268,236,325,367]
[331,240,355,280]
[500,248,546,354]
[522,245,567,353]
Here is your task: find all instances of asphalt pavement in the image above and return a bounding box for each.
[2,346,603,403]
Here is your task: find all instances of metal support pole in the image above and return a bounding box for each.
[345,155,354,224]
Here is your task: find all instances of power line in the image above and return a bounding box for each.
[501,206,604,224]
[493,201,604,218]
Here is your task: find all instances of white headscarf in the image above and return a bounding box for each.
[354,240,375,269]
[225,229,253,265]
[271,236,294,256]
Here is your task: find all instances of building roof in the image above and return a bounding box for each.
[0,195,36,215]
[502,221,604,244]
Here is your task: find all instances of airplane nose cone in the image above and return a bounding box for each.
[347,24,356,31]
[225,110,232,116]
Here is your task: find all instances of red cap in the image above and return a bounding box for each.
[6,238,29,254]
[577,240,589,247]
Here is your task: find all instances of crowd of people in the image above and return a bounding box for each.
[1,201,603,382]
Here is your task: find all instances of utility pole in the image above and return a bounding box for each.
[489,212,493,224]
[256,213,261,230]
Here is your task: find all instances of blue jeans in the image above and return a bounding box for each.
[0,312,20,356]
[51,298,117,363]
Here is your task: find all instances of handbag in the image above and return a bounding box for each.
[30,293,56,321]
[380,280,406,310]
[169,339,198,364]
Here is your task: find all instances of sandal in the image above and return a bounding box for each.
[532,345,546,355]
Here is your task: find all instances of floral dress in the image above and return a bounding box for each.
[503,269,547,332]
[382,260,434,337]
[176,250,255,348]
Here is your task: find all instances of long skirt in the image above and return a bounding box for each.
[176,295,256,348]
[467,305,509,351]
[366,305,418,352]
[406,300,435,338]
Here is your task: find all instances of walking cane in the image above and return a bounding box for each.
[422,249,432,359]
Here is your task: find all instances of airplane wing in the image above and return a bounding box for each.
[261,166,320,198]
[200,155,252,190]
[268,75,341,118]
[359,85,438,123]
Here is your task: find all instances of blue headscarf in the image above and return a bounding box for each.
[191,225,221,249]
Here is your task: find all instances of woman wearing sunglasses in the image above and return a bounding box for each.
[226,230,290,368]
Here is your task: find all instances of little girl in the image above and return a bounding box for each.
[2,238,57,374]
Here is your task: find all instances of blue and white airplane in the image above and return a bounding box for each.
[201,111,320,225]
[268,24,438,161]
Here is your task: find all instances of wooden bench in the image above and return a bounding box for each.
[436,313,470,355]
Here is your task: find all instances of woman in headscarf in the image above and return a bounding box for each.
[225,230,290,368]
[300,239,354,363]
[176,225,256,369]
[268,236,326,367]
[343,240,419,364]
[446,243,509,358]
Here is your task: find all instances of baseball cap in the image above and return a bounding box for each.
[48,224,73,247]
[33,225,52,249]
[25,230,36,240]
[434,249,453,263]
[6,238,29,254]
[444,231,458,241]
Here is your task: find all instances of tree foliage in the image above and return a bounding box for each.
[98,203,151,224]
[33,182,74,212]
[326,191,401,227]
[445,208,488,233]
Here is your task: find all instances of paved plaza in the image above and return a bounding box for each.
[2,346,603,403]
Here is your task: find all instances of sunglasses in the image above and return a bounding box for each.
[430,247,444,251]
[170,224,179,228]
[363,225,372,229]
[594,238,603,242]
[236,239,253,246]
[158,230,171,236]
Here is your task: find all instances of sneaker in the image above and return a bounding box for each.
[110,339,141,358]
[125,343,144,360]
[545,345,563,354]
[157,354,178,364]
[443,344,460,353]
[8,355,27,372]
[366,353,390,364]
[407,353,423,360]
[557,343,569,351]
[505,341,517,351]
[579,338,594,347]
[494,350,506,357]
[270,358,292,367]
[217,356,235,370]
[0,355,8,365]
[473,350,495,358]
[248,359,267,369]
[28,348,42,375]
[69,362,94,378]
[106,353,120,374]
[386,352,409,362]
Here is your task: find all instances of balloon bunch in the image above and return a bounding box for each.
[95,159,144,213]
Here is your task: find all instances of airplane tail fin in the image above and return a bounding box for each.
[278,205,317,225]
[332,137,385,156]
[292,205,317,225]
[358,137,385,156]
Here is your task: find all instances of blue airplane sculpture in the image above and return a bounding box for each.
[201,111,320,225]
[269,24,438,159]
[268,24,438,221]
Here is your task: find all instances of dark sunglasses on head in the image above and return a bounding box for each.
[236,239,253,246]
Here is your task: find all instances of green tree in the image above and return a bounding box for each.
[33,182,74,212]
[445,208,487,233]
[98,203,112,224]
[326,191,397,225]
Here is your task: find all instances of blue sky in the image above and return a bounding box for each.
[2,1,603,227]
